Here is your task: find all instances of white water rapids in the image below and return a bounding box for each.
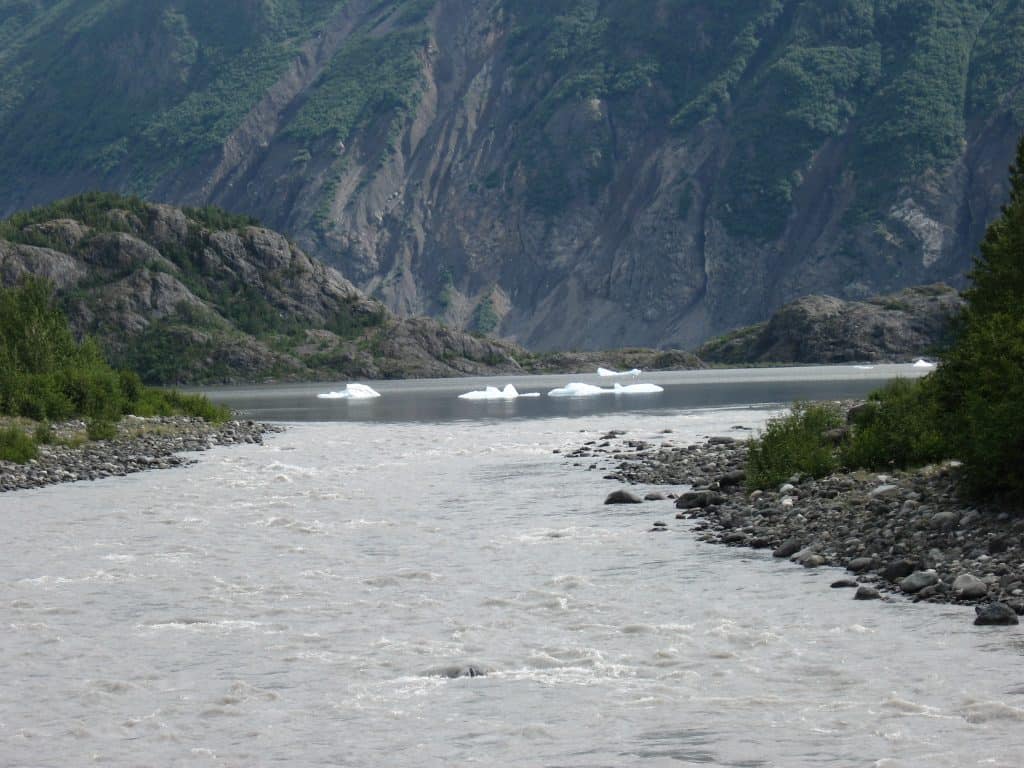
[2,406,1023,766]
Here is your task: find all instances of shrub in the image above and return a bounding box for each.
[33,422,53,444]
[842,377,948,471]
[746,402,843,490]
[934,311,1024,497]
[86,419,118,441]
[0,427,38,463]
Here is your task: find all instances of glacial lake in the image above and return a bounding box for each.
[3,363,1023,767]
[201,363,928,423]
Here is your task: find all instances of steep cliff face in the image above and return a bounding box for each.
[1,1,1022,350]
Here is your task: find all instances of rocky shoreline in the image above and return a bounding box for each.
[566,424,1023,625]
[0,416,282,493]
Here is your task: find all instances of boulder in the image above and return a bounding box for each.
[974,603,1020,626]
[717,469,746,487]
[882,558,920,581]
[831,579,859,588]
[847,557,876,573]
[899,570,939,594]
[773,538,802,558]
[854,586,881,600]
[952,574,988,599]
[674,490,724,509]
[604,489,642,504]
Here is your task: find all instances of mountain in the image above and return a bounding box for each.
[0,194,525,384]
[1,1,1021,350]
[697,283,964,364]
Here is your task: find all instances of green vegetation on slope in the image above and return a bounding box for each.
[746,135,1024,501]
[0,277,229,436]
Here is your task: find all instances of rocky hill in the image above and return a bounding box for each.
[0,194,524,384]
[697,284,964,364]
[1,1,1021,350]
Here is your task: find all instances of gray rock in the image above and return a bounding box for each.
[854,586,881,600]
[674,490,724,509]
[644,492,665,501]
[847,557,876,573]
[605,490,643,504]
[900,570,939,594]
[869,484,900,499]
[717,469,746,487]
[930,510,959,529]
[831,579,859,588]
[974,603,1020,626]
[882,558,919,581]
[773,538,802,558]
[952,574,988,599]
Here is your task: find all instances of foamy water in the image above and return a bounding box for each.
[2,406,1023,766]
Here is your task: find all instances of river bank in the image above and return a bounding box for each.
[0,416,282,492]
[571,424,1023,622]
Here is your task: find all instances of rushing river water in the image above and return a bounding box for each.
[3,366,1023,767]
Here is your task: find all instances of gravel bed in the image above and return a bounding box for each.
[566,423,1023,625]
[0,416,282,493]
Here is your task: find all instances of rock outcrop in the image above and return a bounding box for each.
[698,285,964,364]
[0,198,523,384]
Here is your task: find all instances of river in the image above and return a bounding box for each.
[2,366,1022,766]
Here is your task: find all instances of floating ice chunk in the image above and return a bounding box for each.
[316,383,381,399]
[854,365,875,370]
[458,384,541,400]
[913,358,936,368]
[597,367,643,377]
[613,382,664,394]
[547,382,612,397]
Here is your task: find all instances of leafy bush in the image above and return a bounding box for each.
[842,378,948,470]
[0,427,37,463]
[746,402,843,490]
[86,419,118,442]
[33,422,53,445]
[0,278,230,424]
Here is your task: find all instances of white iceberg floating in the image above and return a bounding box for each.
[913,358,936,369]
[316,383,381,400]
[547,382,611,397]
[613,382,664,394]
[597,367,643,377]
[458,384,540,400]
[853,365,876,370]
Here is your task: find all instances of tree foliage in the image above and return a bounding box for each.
[930,136,1024,497]
[0,278,230,423]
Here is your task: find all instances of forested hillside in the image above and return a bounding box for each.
[2,0,1022,349]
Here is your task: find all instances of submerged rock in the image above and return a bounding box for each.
[973,603,1020,626]
[605,489,643,505]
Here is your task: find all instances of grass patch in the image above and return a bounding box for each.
[0,426,37,463]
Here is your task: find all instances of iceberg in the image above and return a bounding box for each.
[316,383,381,400]
[458,384,541,400]
[547,382,612,397]
[597,367,643,377]
[913,358,936,369]
[613,382,664,394]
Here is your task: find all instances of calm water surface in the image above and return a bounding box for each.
[3,366,1023,767]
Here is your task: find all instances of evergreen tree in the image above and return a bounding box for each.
[934,135,1024,498]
